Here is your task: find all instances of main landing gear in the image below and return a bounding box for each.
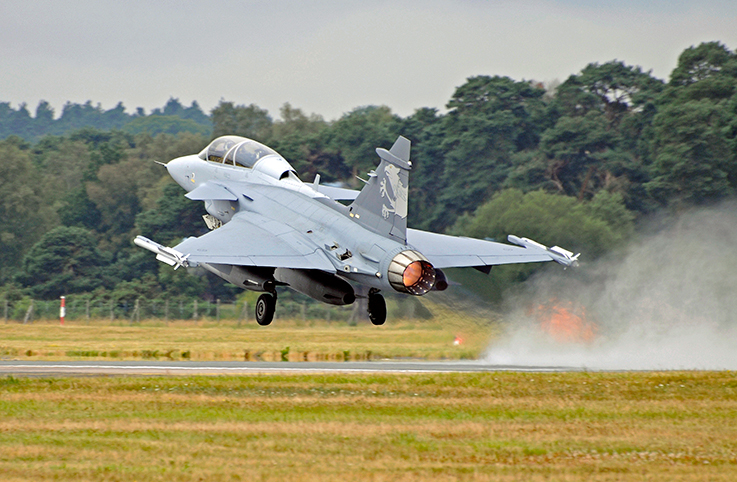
[255,292,276,326]
[367,289,386,326]
[255,289,387,326]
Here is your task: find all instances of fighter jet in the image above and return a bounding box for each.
[134,135,579,325]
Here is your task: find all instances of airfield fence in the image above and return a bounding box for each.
[2,296,356,324]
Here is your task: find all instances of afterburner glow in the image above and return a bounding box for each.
[387,250,435,295]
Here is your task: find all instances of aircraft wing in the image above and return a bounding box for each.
[171,212,335,270]
[406,229,577,268]
[185,182,238,201]
[315,184,360,201]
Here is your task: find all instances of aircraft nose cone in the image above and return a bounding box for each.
[166,157,191,189]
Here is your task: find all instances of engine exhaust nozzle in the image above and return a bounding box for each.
[388,250,436,295]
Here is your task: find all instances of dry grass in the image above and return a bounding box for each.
[0,372,736,481]
[0,317,495,361]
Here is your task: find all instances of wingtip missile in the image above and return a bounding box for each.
[507,235,580,268]
[133,236,193,269]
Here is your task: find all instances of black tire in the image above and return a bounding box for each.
[255,293,276,326]
[368,293,386,326]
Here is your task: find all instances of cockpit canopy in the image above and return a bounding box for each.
[199,136,276,168]
[199,136,299,181]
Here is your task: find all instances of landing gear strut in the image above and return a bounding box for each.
[367,290,386,326]
[255,292,276,326]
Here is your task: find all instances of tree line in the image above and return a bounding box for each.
[1,41,735,311]
[0,98,212,141]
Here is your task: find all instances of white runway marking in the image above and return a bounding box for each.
[0,360,580,376]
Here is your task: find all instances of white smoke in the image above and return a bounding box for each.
[484,202,737,370]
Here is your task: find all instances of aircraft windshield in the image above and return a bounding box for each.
[200,136,278,168]
[225,140,277,168]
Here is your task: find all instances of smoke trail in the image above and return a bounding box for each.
[484,202,737,370]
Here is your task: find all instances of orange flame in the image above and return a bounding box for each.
[530,298,597,344]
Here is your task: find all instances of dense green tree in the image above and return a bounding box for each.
[726,93,737,187]
[33,101,55,136]
[156,265,208,298]
[401,108,446,229]
[16,226,111,299]
[667,41,737,102]
[2,103,34,140]
[645,99,734,205]
[65,128,135,181]
[130,132,209,168]
[0,138,57,282]
[323,105,402,183]
[539,112,616,198]
[556,61,664,123]
[504,149,556,193]
[59,186,103,230]
[267,104,340,181]
[54,101,124,133]
[135,182,207,244]
[643,42,737,206]
[445,75,550,150]
[152,98,212,127]
[122,115,211,136]
[0,103,13,138]
[271,103,327,139]
[100,102,129,129]
[211,101,273,141]
[33,138,92,192]
[67,127,121,149]
[86,157,162,249]
[540,61,665,210]
[429,76,548,230]
[107,275,162,306]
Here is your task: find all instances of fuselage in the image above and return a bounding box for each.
[135,134,577,325]
[164,140,426,294]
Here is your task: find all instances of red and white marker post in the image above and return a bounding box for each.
[60,296,66,325]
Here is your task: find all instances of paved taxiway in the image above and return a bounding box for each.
[0,360,579,376]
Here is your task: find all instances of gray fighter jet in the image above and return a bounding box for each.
[135,135,579,325]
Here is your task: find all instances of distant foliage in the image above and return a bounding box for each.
[211,101,272,141]
[16,226,111,298]
[1,41,736,302]
[452,189,634,259]
[0,98,212,142]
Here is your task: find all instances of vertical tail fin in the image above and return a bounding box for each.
[348,136,411,243]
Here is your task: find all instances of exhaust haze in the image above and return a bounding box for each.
[484,202,737,370]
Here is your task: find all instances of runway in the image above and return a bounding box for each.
[0,360,580,376]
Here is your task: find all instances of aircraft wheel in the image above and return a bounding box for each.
[368,292,386,326]
[255,293,276,326]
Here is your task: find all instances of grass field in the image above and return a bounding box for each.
[0,372,736,481]
[3,316,736,480]
[0,316,495,361]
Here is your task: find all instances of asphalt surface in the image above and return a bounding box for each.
[0,360,581,376]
